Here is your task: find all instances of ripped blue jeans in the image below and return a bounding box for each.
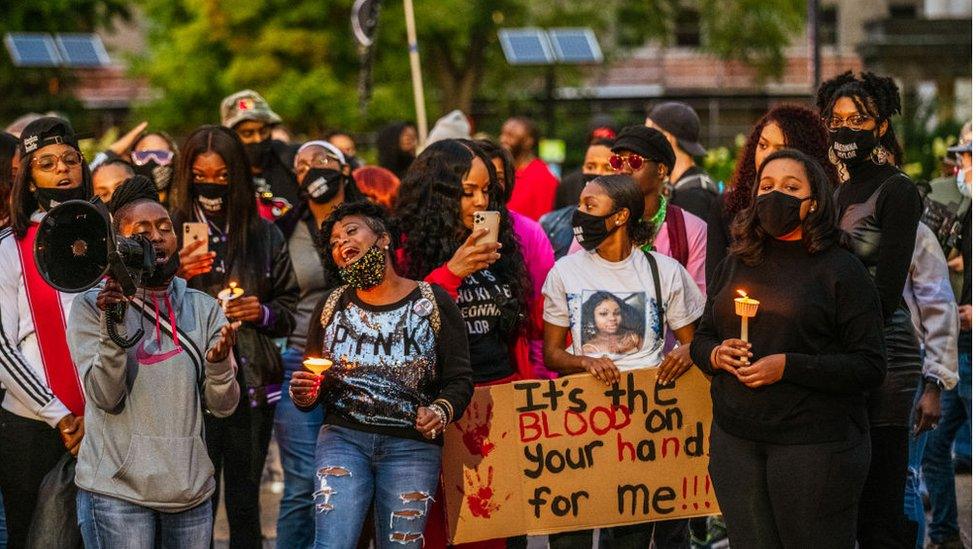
[313,425,441,548]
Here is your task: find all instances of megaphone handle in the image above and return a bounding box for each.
[107,302,142,349]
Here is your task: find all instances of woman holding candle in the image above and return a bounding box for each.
[169,125,299,549]
[542,174,704,549]
[288,200,473,548]
[68,176,240,548]
[690,149,886,548]
[816,71,924,547]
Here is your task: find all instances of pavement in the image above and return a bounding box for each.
[214,442,972,548]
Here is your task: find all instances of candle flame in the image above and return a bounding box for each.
[229,281,238,290]
[737,289,748,298]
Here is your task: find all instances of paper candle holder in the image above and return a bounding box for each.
[303,357,333,375]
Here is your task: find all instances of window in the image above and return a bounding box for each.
[889,4,917,18]
[820,6,838,47]
[674,8,701,48]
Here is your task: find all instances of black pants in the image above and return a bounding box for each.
[857,426,912,548]
[0,408,67,549]
[548,519,688,549]
[708,422,869,549]
[205,401,275,549]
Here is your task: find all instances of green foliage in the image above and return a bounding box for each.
[0,0,131,130]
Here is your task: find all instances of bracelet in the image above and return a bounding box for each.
[432,398,454,424]
[429,402,449,429]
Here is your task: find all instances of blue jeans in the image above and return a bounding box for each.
[922,348,972,543]
[76,489,212,549]
[904,381,929,549]
[0,489,6,549]
[314,425,441,549]
[274,347,324,549]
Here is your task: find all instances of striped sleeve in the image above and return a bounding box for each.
[0,229,71,427]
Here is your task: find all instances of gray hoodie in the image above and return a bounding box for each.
[67,277,239,512]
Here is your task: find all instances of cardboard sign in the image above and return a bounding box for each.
[441,367,717,543]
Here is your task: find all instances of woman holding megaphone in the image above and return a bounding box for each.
[67,176,240,548]
[0,117,92,548]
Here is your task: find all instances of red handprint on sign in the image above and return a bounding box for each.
[462,466,500,519]
[455,401,506,457]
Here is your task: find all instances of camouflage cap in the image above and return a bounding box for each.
[220,89,283,129]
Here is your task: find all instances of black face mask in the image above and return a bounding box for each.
[134,161,173,193]
[831,127,878,165]
[245,139,272,170]
[755,191,811,237]
[572,209,618,251]
[300,168,344,204]
[143,250,180,288]
[35,186,87,211]
[194,182,228,213]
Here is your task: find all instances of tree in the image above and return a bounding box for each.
[132,0,805,135]
[0,1,131,128]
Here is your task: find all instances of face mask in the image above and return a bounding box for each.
[755,191,811,237]
[572,209,618,251]
[245,140,272,169]
[134,161,173,193]
[194,182,228,213]
[35,186,87,212]
[143,250,180,288]
[300,168,344,204]
[831,127,878,164]
[956,168,972,198]
[338,241,387,289]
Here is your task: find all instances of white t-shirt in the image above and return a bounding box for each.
[542,247,705,370]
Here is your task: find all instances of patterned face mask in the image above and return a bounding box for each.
[338,240,387,289]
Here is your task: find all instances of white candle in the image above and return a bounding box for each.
[217,281,244,310]
[733,289,760,344]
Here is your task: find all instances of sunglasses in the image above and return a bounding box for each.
[32,151,83,172]
[609,153,646,172]
[131,149,174,166]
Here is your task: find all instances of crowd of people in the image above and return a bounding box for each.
[0,71,970,549]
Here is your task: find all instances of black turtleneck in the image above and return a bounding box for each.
[834,161,921,320]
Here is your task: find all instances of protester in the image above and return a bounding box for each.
[131,131,179,204]
[169,124,299,549]
[553,115,618,210]
[0,132,17,227]
[540,138,615,259]
[902,223,960,548]
[0,117,90,549]
[706,105,836,283]
[92,157,135,203]
[425,109,472,148]
[67,176,240,548]
[923,125,972,549]
[326,131,362,169]
[500,116,559,221]
[376,121,418,179]
[289,200,473,548]
[690,148,886,547]
[273,140,361,549]
[817,70,923,546]
[645,102,718,221]
[542,174,704,548]
[220,89,300,208]
[352,165,400,212]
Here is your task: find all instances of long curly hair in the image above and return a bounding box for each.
[816,70,904,166]
[725,104,836,218]
[394,138,530,335]
[729,148,838,266]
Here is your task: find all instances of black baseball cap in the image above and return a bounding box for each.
[647,102,707,157]
[19,116,79,156]
[611,125,676,173]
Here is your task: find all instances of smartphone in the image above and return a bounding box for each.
[183,222,209,254]
[472,211,501,246]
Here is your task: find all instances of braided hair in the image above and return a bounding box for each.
[816,70,904,165]
[110,175,160,230]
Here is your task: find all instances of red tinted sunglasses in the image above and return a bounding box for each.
[609,153,646,171]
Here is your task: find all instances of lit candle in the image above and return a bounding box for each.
[733,289,760,344]
[302,357,333,376]
[217,281,244,310]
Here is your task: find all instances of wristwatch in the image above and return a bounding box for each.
[924,375,946,391]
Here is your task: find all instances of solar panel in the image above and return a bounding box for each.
[4,33,60,67]
[55,34,110,67]
[498,28,554,65]
[548,28,603,64]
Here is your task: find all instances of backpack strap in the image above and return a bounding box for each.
[319,284,351,328]
[417,281,442,335]
[665,204,689,268]
[642,251,665,339]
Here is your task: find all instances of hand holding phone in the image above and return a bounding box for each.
[472,211,500,246]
